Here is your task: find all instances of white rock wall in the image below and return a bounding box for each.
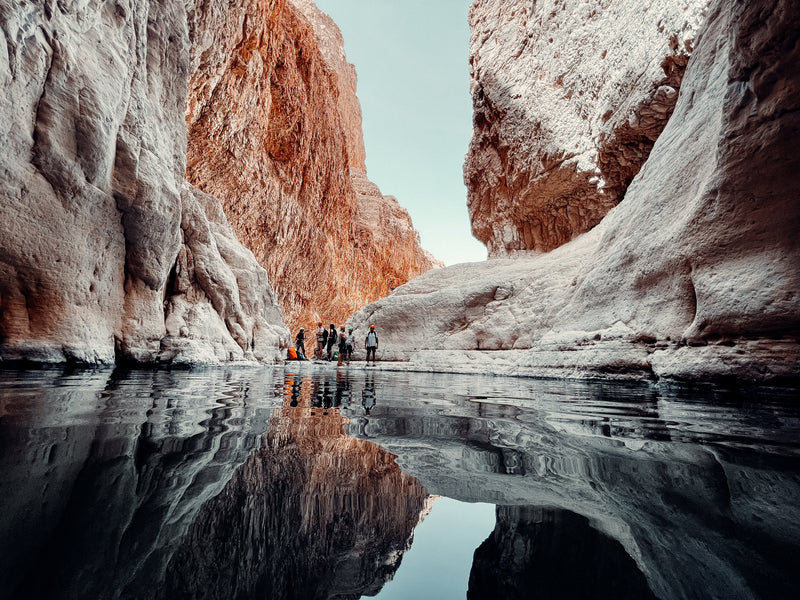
[0,1,288,364]
[350,0,800,383]
[465,0,710,254]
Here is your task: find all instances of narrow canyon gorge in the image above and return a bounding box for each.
[1,0,798,383]
[0,0,437,365]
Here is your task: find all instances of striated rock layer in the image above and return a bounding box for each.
[186,0,440,333]
[0,1,288,364]
[350,0,800,383]
[465,0,710,255]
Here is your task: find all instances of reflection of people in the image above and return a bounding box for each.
[334,372,351,408]
[322,380,334,408]
[364,324,379,366]
[290,377,301,408]
[362,376,376,416]
[295,327,306,358]
[312,381,322,409]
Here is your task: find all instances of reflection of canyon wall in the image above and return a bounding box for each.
[163,399,430,600]
[0,368,429,600]
[186,0,440,332]
[350,375,800,600]
[0,368,279,598]
[350,0,800,382]
[0,1,287,364]
[466,0,710,254]
[468,507,655,600]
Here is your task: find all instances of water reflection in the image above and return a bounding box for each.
[0,367,798,600]
[347,373,800,600]
[163,371,428,600]
[0,367,428,600]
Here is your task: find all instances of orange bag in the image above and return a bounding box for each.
[287,347,297,360]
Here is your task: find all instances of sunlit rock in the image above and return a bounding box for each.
[185,0,440,332]
[465,0,710,254]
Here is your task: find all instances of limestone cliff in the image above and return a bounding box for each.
[350,0,800,382]
[0,1,287,364]
[185,0,440,333]
[465,0,710,255]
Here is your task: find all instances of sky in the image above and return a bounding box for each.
[314,0,487,266]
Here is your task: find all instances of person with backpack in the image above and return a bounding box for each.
[337,326,348,366]
[364,324,379,366]
[295,327,306,359]
[326,323,336,360]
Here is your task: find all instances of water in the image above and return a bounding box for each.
[0,366,798,600]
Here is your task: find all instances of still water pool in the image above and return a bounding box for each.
[0,366,798,600]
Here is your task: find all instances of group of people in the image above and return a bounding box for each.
[293,322,380,366]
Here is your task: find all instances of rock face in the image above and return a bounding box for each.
[0,1,287,364]
[350,0,800,382]
[465,0,710,255]
[186,0,440,333]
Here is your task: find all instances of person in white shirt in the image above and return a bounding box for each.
[364,324,379,366]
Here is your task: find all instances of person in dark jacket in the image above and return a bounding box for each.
[295,327,306,358]
[326,323,336,360]
[337,326,348,366]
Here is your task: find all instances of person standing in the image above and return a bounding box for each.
[345,327,355,364]
[315,322,327,359]
[326,323,336,360]
[364,324,379,366]
[295,327,306,359]
[337,326,348,366]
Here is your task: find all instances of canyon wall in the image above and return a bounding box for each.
[349,0,800,382]
[465,0,710,254]
[186,0,440,333]
[0,1,287,364]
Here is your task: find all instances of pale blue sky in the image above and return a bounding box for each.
[314,0,487,266]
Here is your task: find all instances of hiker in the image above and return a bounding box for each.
[346,327,355,364]
[315,322,327,359]
[326,323,336,360]
[295,327,306,358]
[337,326,348,366]
[364,324,379,366]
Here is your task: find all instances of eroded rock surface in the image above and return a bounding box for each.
[465,0,710,254]
[186,0,439,333]
[350,0,800,382]
[0,0,287,364]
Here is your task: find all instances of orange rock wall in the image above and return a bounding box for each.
[186,0,438,333]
